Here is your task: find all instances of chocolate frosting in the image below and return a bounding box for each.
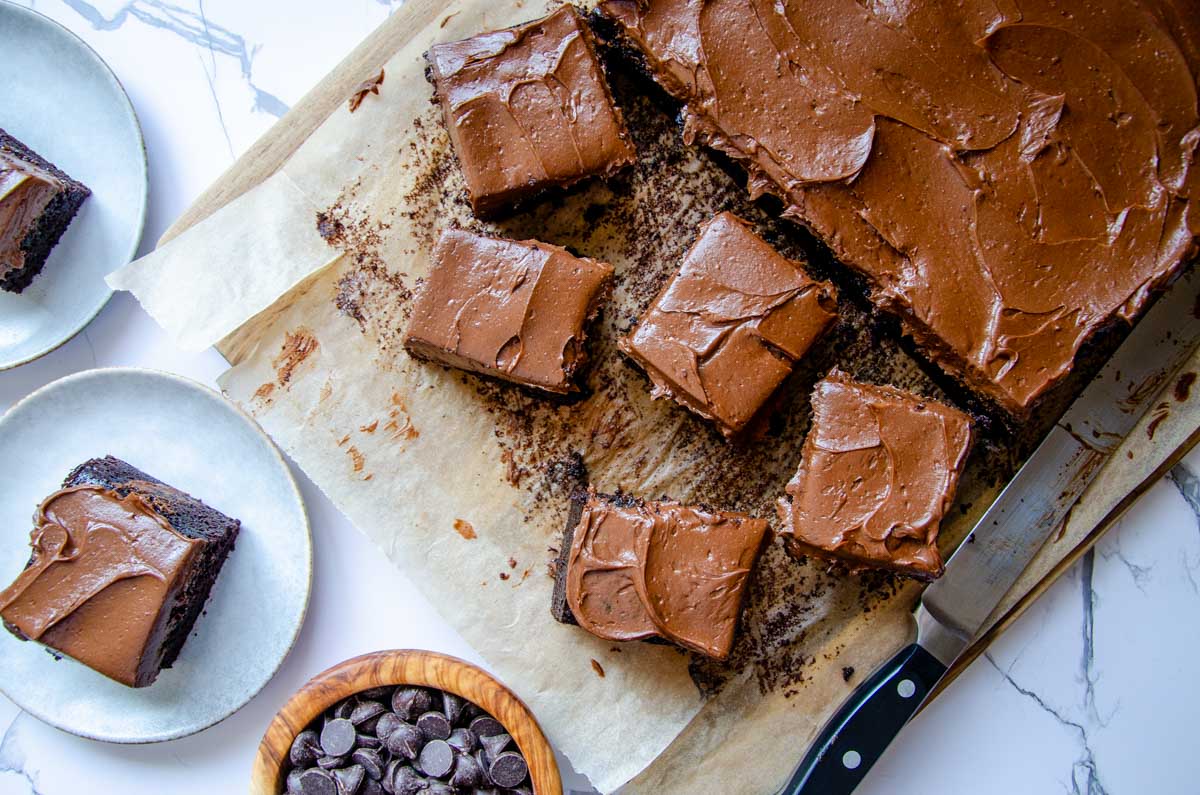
[620,211,837,436]
[428,4,637,216]
[403,229,613,393]
[0,485,201,687]
[565,491,768,659]
[602,0,1200,416]
[0,152,61,277]
[776,371,973,579]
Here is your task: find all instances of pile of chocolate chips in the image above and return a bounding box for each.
[283,685,532,795]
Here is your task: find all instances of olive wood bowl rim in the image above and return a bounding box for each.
[250,649,562,794]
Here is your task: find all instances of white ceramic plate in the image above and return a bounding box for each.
[0,2,148,370]
[0,369,311,742]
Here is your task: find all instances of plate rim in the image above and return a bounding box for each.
[0,0,149,371]
[0,366,313,743]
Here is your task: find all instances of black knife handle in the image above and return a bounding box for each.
[778,643,948,795]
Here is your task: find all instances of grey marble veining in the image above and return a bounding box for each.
[59,0,289,119]
[985,653,1111,795]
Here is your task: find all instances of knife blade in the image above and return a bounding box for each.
[779,266,1200,795]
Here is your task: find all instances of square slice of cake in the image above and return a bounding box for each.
[0,128,90,293]
[776,371,972,580]
[0,456,239,687]
[403,228,613,394]
[620,211,837,438]
[427,4,637,217]
[552,489,769,660]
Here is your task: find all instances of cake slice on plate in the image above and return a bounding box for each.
[0,128,90,293]
[0,456,239,687]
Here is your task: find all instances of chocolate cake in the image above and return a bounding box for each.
[0,128,90,293]
[619,211,837,438]
[403,228,613,394]
[426,4,637,217]
[776,371,973,580]
[552,489,769,660]
[598,0,1200,419]
[0,456,240,687]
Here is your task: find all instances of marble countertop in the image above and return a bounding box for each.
[1,2,1198,794]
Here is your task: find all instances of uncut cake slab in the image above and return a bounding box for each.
[107,0,1200,792]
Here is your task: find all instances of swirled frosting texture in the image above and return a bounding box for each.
[776,371,973,579]
[428,4,637,216]
[602,0,1200,416]
[565,491,769,660]
[403,228,614,393]
[0,485,201,687]
[620,211,837,437]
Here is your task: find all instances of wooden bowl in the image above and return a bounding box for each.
[251,650,562,794]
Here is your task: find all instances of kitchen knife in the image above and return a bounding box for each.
[779,267,1200,795]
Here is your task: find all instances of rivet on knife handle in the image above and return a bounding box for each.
[778,642,946,795]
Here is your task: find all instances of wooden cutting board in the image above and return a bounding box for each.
[157,0,1200,720]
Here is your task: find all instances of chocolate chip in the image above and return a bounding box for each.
[318,755,348,770]
[299,768,338,795]
[416,711,452,741]
[479,732,511,764]
[416,739,455,778]
[357,733,381,749]
[391,687,432,721]
[442,692,466,725]
[333,699,357,721]
[351,701,386,728]
[385,722,423,760]
[290,729,323,766]
[447,727,477,754]
[321,719,358,757]
[425,784,457,795]
[450,752,484,788]
[361,780,384,795]
[505,786,532,795]
[374,712,403,740]
[488,752,528,788]
[389,764,428,795]
[473,750,492,785]
[468,715,506,738]
[462,703,484,723]
[286,767,305,794]
[352,748,385,780]
[333,764,365,795]
[358,686,392,700]
[381,761,400,794]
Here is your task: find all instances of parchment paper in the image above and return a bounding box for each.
[108,1,1200,791]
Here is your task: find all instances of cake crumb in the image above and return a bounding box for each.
[360,420,379,433]
[499,572,510,581]
[591,659,605,678]
[453,519,477,540]
[842,666,855,682]
[347,446,365,473]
